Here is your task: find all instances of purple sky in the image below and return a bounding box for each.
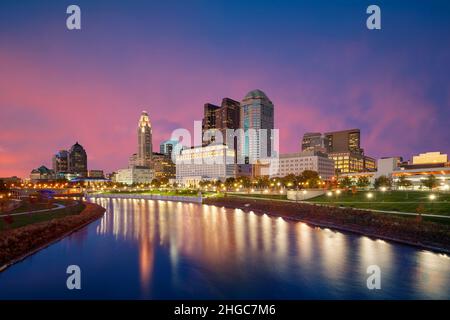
[1,0,450,177]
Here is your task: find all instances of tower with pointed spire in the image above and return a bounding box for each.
[137,111,153,167]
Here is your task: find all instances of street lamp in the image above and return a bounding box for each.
[429,194,436,212]
[366,192,373,200]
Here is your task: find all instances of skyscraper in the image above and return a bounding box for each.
[52,150,69,173]
[201,103,220,146]
[216,97,240,151]
[324,129,363,155]
[137,111,153,167]
[68,142,87,177]
[321,129,376,173]
[240,89,274,164]
[160,139,179,158]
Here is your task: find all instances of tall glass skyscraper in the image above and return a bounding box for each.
[240,89,274,164]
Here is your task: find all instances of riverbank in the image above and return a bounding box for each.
[203,196,450,254]
[89,193,202,203]
[0,202,106,271]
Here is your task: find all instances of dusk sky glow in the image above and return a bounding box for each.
[1,0,450,177]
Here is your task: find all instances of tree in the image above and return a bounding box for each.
[255,176,270,189]
[237,176,251,189]
[300,170,320,188]
[224,177,236,189]
[151,179,161,188]
[198,180,209,188]
[421,175,437,190]
[0,180,8,192]
[339,176,354,189]
[356,176,370,189]
[159,177,169,186]
[374,175,392,190]
[282,174,297,189]
[396,176,412,189]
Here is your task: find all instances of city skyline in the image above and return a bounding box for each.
[1,0,450,177]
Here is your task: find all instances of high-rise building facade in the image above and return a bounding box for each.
[201,103,220,146]
[160,139,179,158]
[216,98,240,142]
[137,111,153,167]
[300,129,376,173]
[201,98,241,152]
[324,129,363,155]
[301,132,325,152]
[68,142,88,177]
[52,150,69,173]
[240,89,274,164]
[152,152,176,180]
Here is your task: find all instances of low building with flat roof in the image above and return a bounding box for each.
[412,152,448,165]
[340,157,450,191]
[115,166,154,185]
[175,144,236,185]
[261,150,335,180]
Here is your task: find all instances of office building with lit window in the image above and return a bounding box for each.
[265,151,335,180]
[160,139,179,158]
[175,144,236,185]
[52,150,69,174]
[240,89,275,164]
[152,152,175,180]
[68,142,88,177]
[115,166,154,185]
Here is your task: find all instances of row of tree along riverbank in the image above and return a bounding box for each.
[0,202,105,271]
[203,197,450,254]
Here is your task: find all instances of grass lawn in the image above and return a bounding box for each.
[0,201,85,231]
[4,201,60,214]
[309,191,450,216]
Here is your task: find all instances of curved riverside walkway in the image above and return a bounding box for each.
[87,193,202,203]
[227,194,450,220]
[0,203,66,217]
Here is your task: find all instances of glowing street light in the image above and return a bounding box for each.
[429,194,436,201]
[327,191,333,197]
[381,187,387,192]
[366,192,373,199]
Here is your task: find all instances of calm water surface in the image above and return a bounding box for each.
[0,197,449,299]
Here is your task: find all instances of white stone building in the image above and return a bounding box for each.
[262,151,335,180]
[175,144,236,185]
[115,167,154,185]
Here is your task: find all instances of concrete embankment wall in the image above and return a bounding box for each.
[87,193,202,204]
[287,190,325,201]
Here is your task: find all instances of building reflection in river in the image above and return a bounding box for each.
[89,197,449,299]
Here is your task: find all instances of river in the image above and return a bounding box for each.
[0,197,449,299]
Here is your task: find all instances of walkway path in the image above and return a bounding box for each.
[228,194,450,219]
[0,203,66,218]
